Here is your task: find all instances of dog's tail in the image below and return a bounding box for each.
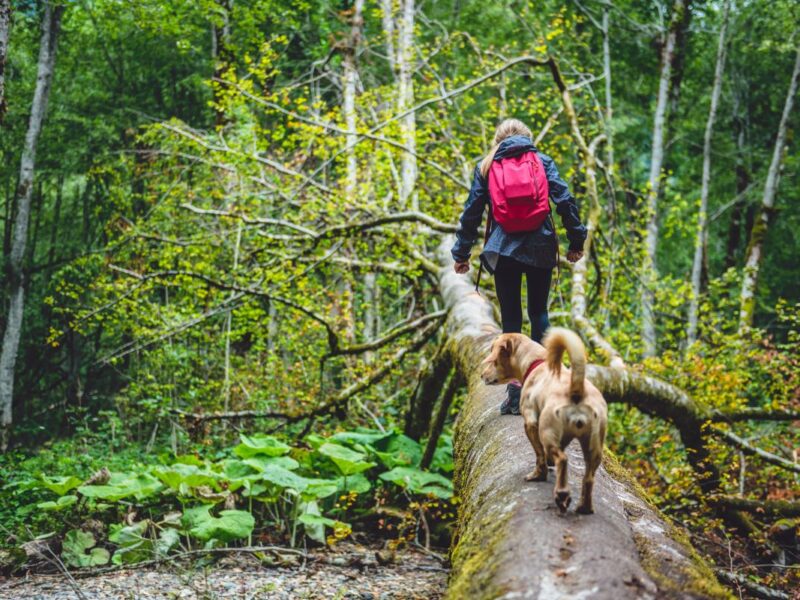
[543,327,586,403]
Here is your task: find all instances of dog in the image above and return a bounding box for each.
[480,328,607,514]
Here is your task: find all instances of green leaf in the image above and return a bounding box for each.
[152,463,219,492]
[242,455,300,472]
[317,443,375,476]
[298,501,326,544]
[233,434,291,458]
[38,475,83,496]
[155,528,180,557]
[37,494,78,512]
[331,429,393,448]
[63,530,110,568]
[182,506,254,542]
[374,434,422,468]
[336,473,372,495]
[258,464,312,492]
[379,467,453,499]
[302,478,340,500]
[109,521,152,565]
[78,472,162,502]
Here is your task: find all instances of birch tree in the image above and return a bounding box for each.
[396,0,417,210]
[641,0,690,357]
[0,2,65,451]
[0,0,10,123]
[738,41,800,332]
[686,0,730,346]
[602,5,613,177]
[343,0,364,198]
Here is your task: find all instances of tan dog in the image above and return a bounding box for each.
[480,328,607,514]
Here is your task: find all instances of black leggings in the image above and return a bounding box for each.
[493,256,552,343]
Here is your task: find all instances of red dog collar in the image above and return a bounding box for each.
[521,359,545,386]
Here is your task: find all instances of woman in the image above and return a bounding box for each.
[451,118,587,415]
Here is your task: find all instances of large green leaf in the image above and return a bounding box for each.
[37,494,78,512]
[331,429,393,449]
[78,472,163,502]
[109,521,152,565]
[302,478,340,500]
[374,434,422,468]
[155,528,180,557]
[62,530,110,568]
[258,464,312,492]
[379,467,453,499]
[38,475,83,496]
[152,464,219,492]
[335,473,372,495]
[298,501,326,544]
[233,434,291,458]
[242,455,300,472]
[317,443,375,476]
[182,506,254,542]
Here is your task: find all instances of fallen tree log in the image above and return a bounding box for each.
[436,238,728,599]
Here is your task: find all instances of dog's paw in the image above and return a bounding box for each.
[555,490,571,513]
[525,467,548,482]
[575,503,594,515]
[525,468,547,482]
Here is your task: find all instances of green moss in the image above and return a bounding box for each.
[605,450,731,599]
[447,387,517,599]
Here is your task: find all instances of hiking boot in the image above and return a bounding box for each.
[500,383,521,415]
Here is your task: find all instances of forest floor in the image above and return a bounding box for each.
[0,543,448,599]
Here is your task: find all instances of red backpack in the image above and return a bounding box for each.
[487,151,550,233]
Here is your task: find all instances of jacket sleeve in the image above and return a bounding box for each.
[540,153,587,252]
[450,165,490,262]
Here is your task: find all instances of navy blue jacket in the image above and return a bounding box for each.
[450,135,587,273]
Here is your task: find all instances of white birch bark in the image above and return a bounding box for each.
[397,0,417,210]
[738,41,800,332]
[222,221,242,412]
[343,0,364,198]
[687,0,730,346]
[0,3,64,450]
[602,6,614,176]
[380,0,396,78]
[0,0,10,123]
[641,0,686,357]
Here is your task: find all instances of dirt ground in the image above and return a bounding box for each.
[0,544,448,600]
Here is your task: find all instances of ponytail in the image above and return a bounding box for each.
[479,118,533,178]
[480,144,500,178]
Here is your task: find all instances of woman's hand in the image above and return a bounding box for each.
[454,261,470,274]
[566,250,584,263]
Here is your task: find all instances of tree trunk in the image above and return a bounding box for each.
[379,0,396,77]
[0,2,64,451]
[211,0,232,128]
[725,83,751,270]
[641,0,690,357]
[0,0,10,124]
[687,0,730,346]
[342,0,363,198]
[435,238,727,599]
[602,6,614,177]
[397,0,417,211]
[738,41,800,332]
[47,173,64,267]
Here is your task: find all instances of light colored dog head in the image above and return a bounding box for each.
[480,334,520,385]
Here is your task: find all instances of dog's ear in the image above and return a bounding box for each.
[501,336,514,356]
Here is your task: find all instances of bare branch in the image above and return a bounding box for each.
[713,428,800,474]
[329,310,447,357]
[710,495,800,518]
[712,408,800,423]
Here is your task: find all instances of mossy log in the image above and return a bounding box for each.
[436,238,729,599]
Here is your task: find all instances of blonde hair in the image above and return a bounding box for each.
[479,118,533,177]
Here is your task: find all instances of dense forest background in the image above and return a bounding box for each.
[0,0,798,596]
